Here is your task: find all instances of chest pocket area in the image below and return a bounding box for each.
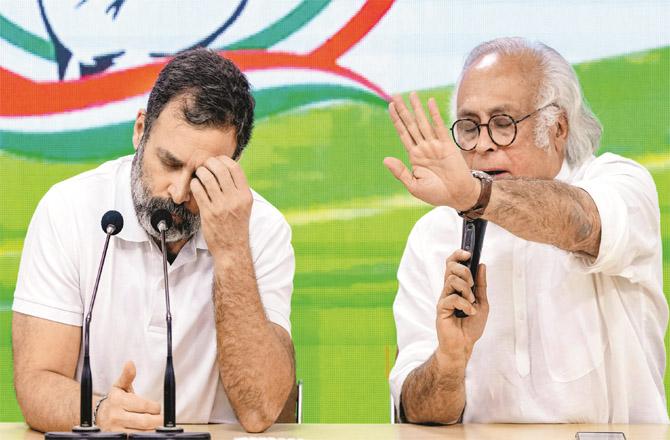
[533,250,607,382]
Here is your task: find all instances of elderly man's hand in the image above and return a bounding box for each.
[435,250,489,363]
[384,92,480,211]
[190,156,253,260]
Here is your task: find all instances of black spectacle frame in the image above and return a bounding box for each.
[449,103,558,151]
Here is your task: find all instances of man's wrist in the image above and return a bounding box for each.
[434,349,466,380]
[210,238,251,263]
[458,170,493,220]
[92,394,109,427]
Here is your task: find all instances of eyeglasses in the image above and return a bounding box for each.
[450,104,557,151]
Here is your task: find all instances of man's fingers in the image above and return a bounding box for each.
[446,260,475,288]
[113,361,136,393]
[391,95,423,145]
[120,393,161,415]
[219,156,250,190]
[383,157,414,189]
[474,264,488,312]
[190,176,211,206]
[122,411,163,431]
[445,274,475,304]
[194,167,224,203]
[427,97,451,141]
[409,92,436,140]
[446,249,471,264]
[438,293,477,317]
[389,102,416,152]
[202,157,234,191]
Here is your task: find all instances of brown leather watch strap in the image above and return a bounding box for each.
[458,170,492,220]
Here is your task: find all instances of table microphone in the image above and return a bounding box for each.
[129,210,209,440]
[46,210,127,439]
[454,218,487,318]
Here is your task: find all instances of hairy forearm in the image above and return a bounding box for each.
[15,370,99,432]
[401,352,466,424]
[484,178,601,257]
[212,246,295,432]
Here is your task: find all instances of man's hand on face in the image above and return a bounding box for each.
[435,250,489,364]
[96,361,162,432]
[190,156,253,259]
[384,92,481,211]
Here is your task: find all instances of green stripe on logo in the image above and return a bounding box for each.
[0,14,55,61]
[223,0,330,50]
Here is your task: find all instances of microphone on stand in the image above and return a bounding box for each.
[129,210,209,440]
[46,210,126,439]
[454,218,487,318]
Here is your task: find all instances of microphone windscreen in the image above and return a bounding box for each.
[101,210,124,235]
[151,209,173,232]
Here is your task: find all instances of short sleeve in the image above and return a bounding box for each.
[249,198,295,335]
[389,214,440,409]
[569,153,660,282]
[12,187,83,326]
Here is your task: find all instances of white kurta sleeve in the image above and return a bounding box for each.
[569,153,661,283]
[389,213,440,408]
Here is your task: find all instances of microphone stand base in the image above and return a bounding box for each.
[128,427,210,439]
[45,428,126,439]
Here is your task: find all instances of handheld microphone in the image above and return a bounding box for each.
[454,218,487,318]
[46,210,126,439]
[129,210,209,440]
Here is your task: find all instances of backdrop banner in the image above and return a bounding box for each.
[0,0,668,422]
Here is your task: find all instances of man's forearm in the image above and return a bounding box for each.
[16,370,98,432]
[212,245,295,432]
[401,352,466,424]
[484,178,601,257]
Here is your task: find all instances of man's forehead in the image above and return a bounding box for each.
[156,145,225,167]
[457,52,540,117]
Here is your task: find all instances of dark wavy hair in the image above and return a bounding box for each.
[142,47,255,159]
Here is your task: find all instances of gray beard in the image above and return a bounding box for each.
[130,147,201,243]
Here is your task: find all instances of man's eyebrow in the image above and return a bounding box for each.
[457,105,516,120]
[157,148,184,167]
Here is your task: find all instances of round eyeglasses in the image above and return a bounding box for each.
[450,104,558,151]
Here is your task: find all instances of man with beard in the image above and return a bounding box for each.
[12,48,295,433]
[386,38,668,423]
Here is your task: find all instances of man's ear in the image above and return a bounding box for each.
[132,110,146,151]
[553,111,569,155]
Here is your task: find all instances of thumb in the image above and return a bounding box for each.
[383,157,414,189]
[113,361,136,393]
[474,264,488,312]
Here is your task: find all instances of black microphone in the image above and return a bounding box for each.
[454,218,488,318]
[129,210,209,440]
[46,210,126,439]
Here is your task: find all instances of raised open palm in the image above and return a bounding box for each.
[384,92,479,211]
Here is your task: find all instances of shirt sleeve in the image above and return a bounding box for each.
[389,213,441,410]
[12,187,84,326]
[249,199,295,336]
[569,153,661,282]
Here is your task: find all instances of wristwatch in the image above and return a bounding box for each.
[458,170,492,220]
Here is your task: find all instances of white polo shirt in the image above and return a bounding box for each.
[13,155,294,423]
[390,153,669,423]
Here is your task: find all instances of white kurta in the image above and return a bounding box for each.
[389,153,669,423]
[13,155,295,423]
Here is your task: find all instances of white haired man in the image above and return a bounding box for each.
[386,37,668,424]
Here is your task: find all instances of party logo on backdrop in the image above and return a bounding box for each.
[0,0,392,161]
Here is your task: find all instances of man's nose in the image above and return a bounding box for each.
[473,126,498,154]
[168,171,192,205]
